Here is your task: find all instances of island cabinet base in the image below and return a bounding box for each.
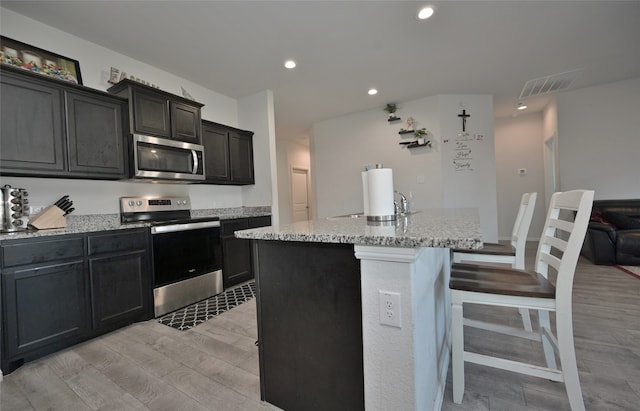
[252,240,364,411]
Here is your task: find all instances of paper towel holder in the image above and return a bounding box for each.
[365,163,396,222]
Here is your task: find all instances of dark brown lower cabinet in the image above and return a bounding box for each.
[221,216,271,288]
[253,240,364,411]
[88,229,152,332]
[2,260,89,360]
[1,228,153,374]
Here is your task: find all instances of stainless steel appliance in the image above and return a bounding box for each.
[131,134,205,181]
[120,196,222,317]
[1,185,29,232]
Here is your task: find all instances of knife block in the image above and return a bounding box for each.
[28,205,66,230]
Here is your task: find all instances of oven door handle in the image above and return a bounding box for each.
[151,220,220,234]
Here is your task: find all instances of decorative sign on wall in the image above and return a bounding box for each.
[439,107,486,171]
[107,66,160,89]
[453,135,474,171]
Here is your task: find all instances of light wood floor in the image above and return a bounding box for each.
[1,243,639,411]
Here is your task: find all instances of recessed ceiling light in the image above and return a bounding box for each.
[517,102,528,110]
[368,88,378,95]
[418,6,434,20]
[284,60,296,69]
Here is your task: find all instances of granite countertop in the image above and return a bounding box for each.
[235,208,483,249]
[0,206,271,241]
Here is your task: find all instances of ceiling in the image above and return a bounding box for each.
[3,1,640,142]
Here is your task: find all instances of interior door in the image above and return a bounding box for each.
[291,167,310,222]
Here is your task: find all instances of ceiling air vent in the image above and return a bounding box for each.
[519,69,583,99]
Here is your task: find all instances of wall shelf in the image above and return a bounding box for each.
[399,140,431,149]
[398,129,414,135]
[388,116,401,122]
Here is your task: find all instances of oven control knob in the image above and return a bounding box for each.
[128,200,135,207]
[136,200,143,206]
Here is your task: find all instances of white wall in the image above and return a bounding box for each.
[311,95,443,220]
[438,95,498,242]
[276,139,311,224]
[312,94,498,242]
[556,77,640,199]
[238,90,278,218]
[495,112,546,240]
[1,7,274,214]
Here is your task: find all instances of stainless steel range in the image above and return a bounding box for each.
[120,196,223,317]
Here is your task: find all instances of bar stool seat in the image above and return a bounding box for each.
[450,262,555,298]
[453,192,537,331]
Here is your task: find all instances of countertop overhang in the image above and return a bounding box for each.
[236,208,483,249]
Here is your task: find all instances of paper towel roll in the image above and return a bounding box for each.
[367,168,395,218]
[362,171,370,216]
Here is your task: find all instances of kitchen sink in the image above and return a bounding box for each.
[326,212,365,220]
[327,211,420,220]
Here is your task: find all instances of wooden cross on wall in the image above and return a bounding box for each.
[458,109,470,132]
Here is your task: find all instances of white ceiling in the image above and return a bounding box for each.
[3,1,640,142]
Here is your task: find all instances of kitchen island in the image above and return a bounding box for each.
[235,209,482,411]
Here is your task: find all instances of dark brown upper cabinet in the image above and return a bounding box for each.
[108,79,203,144]
[201,120,254,185]
[0,67,127,179]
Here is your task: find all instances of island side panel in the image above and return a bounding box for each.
[355,245,451,411]
[252,240,364,411]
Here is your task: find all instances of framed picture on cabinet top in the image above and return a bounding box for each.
[0,36,83,84]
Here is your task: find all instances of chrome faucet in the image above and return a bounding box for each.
[394,190,408,215]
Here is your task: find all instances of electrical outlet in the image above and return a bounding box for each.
[379,291,401,328]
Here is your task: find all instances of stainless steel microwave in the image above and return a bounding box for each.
[132,134,205,181]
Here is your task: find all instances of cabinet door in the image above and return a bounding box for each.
[87,229,152,331]
[229,130,255,184]
[0,71,66,175]
[89,250,151,330]
[222,219,251,288]
[2,260,88,358]
[202,122,230,182]
[171,101,201,143]
[132,88,171,138]
[65,91,127,178]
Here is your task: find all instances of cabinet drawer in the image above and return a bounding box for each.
[222,219,249,236]
[1,236,84,267]
[88,229,148,255]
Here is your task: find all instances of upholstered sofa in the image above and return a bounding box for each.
[581,199,640,265]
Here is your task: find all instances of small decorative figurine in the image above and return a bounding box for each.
[406,117,415,131]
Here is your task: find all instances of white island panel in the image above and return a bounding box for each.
[356,245,451,411]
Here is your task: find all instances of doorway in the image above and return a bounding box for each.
[291,167,310,222]
[544,135,558,207]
